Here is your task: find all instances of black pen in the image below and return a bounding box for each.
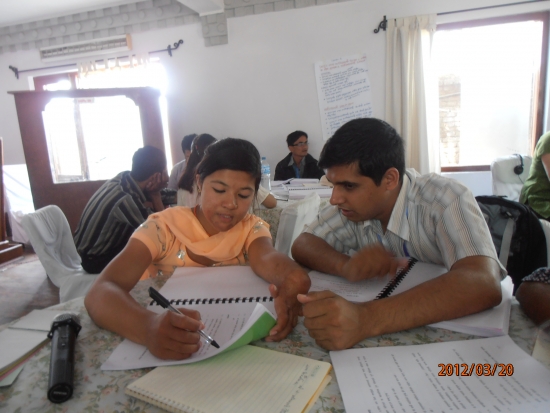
[148,287,220,348]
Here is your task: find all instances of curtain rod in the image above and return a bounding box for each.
[8,39,183,79]
[373,0,549,33]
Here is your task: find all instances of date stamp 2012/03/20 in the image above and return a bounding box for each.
[438,363,514,377]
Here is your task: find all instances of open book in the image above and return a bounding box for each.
[102,266,277,370]
[126,345,332,413]
[309,259,513,337]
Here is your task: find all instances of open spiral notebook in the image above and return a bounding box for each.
[309,258,514,337]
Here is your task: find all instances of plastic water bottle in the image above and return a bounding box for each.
[260,157,271,191]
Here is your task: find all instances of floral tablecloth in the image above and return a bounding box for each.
[0,275,539,413]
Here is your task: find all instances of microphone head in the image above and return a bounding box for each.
[52,312,81,326]
[48,312,82,338]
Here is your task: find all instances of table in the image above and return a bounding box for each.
[0,276,541,412]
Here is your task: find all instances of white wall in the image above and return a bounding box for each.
[0,0,545,169]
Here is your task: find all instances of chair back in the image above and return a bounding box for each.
[491,154,532,201]
[274,193,321,257]
[21,205,97,302]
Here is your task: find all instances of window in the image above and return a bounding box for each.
[34,59,170,183]
[434,13,548,170]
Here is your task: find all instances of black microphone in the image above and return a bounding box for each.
[47,312,81,403]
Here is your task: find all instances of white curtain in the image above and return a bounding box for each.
[385,14,440,174]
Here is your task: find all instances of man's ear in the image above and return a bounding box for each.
[382,168,400,191]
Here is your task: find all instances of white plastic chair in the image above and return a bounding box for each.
[491,154,532,201]
[274,193,320,257]
[20,205,98,303]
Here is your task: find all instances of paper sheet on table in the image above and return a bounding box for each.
[101,302,275,370]
[9,309,61,332]
[331,335,550,413]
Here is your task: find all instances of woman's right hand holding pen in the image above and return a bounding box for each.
[144,309,204,360]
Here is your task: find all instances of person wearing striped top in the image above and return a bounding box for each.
[74,146,168,274]
[292,118,505,350]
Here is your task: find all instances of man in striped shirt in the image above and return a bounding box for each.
[74,146,168,274]
[292,118,505,350]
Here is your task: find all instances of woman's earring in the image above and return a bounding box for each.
[198,187,202,195]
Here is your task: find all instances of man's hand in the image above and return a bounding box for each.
[339,244,408,282]
[265,270,310,342]
[297,291,370,350]
[144,308,204,360]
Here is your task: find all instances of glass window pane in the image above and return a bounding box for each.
[42,96,143,183]
[78,96,143,181]
[434,20,543,166]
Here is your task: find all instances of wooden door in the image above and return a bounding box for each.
[9,87,164,232]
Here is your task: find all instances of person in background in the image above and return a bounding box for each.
[85,138,310,360]
[74,146,168,274]
[520,131,550,219]
[516,268,550,325]
[274,131,325,181]
[177,134,217,207]
[291,118,504,351]
[167,134,197,190]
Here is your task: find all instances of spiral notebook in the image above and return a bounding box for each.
[147,266,275,313]
[102,267,278,370]
[126,345,332,413]
[309,259,513,337]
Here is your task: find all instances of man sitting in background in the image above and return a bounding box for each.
[74,146,168,274]
[291,118,505,350]
[274,131,324,181]
[167,133,196,190]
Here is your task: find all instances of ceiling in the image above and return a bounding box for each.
[0,0,137,28]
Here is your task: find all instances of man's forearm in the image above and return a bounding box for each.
[291,233,348,276]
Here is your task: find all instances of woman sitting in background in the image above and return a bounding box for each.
[85,138,309,361]
[177,133,217,207]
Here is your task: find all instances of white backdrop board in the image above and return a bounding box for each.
[314,53,373,141]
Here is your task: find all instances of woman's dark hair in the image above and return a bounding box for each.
[196,138,261,191]
[178,134,217,192]
[319,118,405,185]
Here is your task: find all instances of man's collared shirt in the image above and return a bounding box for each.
[74,171,152,258]
[304,169,506,277]
[288,156,306,179]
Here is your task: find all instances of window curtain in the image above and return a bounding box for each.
[77,54,152,88]
[385,14,440,174]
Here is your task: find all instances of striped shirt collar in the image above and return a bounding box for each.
[362,169,414,241]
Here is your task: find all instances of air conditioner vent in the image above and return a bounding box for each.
[40,35,132,62]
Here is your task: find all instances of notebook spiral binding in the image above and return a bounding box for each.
[149,296,274,307]
[376,258,418,299]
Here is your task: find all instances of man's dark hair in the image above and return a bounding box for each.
[196,138,261,192]
[181,134,197,153]
[130,146,167,182]
[286,130,308,147]
[318,118,405,185]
